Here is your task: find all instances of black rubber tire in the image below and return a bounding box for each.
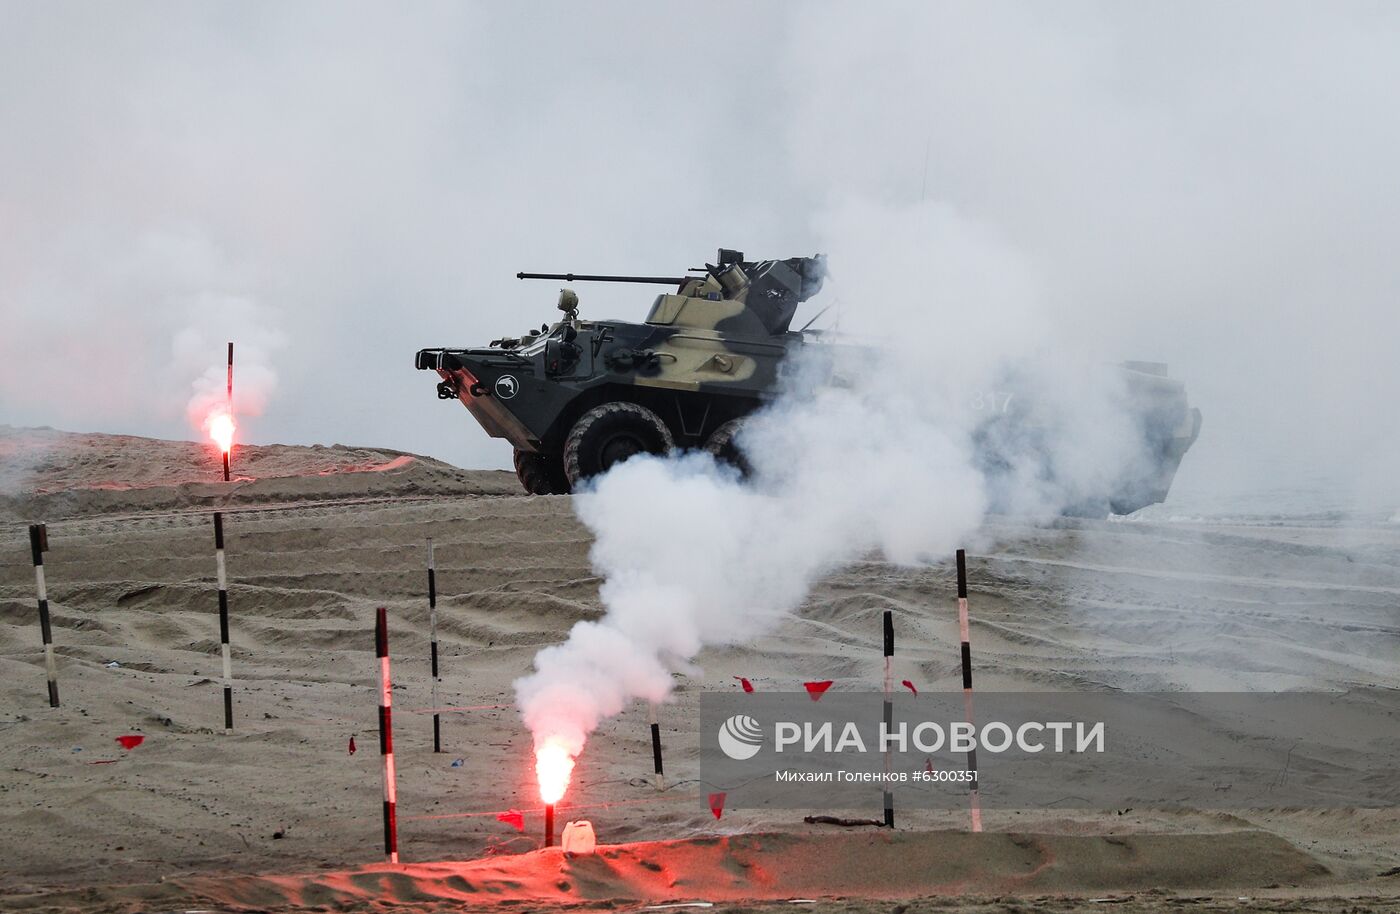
[703,418,752,477]
[513,449,570,495]
[563,402,674,487]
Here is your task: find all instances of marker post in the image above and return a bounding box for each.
[956,549,982,832]
[223,342,232,482]
[648,702,665,789]
[376,608,399,863]
[214,513,233,730]
[882,609,894,829]
[427,538,441,753]
[29,524,59,707]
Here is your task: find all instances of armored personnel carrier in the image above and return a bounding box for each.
[415,248,1201,514]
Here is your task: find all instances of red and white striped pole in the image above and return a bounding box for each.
[223,343,232,482]
[376,607,399,863]
[427,539,441,753]
[214,513,233,731]
[29,524,59,707]
[882,609,894,828]
[956,548,982,832]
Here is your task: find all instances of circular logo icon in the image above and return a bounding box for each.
[494,374,519,399]
[717,714,764,761]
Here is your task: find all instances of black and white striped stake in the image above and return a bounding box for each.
[956,548,982,832]
[427,538,441,753]
[214,513,233,731]
[29,524,58,708]
[376,607,400,864]
[882,609,894,828]
[648,702,665,789]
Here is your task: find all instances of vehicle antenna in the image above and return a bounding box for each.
[799,300,837,333]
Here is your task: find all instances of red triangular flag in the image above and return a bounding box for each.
[734,676,754,693]
[115,735,144,750]
[901,680,918,696]
[709,792,726,819]
[496,809,525,831]
[348,736,357,755]
[803,680,833,701]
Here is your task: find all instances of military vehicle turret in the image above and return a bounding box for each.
[415,248,1201,514]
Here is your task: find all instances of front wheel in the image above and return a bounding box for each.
[513,449,570,495]
[563,402,674,487]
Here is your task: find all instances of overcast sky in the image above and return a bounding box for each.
[3,1,1398,512]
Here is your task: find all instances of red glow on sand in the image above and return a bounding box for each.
[535,738,574,805]
[206,410,236,454]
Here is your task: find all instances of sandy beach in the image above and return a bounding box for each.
[1,427,1397,912]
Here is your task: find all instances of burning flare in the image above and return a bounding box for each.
[206,410,236,454]
[535,738,575,805]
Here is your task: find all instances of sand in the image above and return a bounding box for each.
[0,427,1397,912]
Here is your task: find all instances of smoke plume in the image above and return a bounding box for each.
[4,2,1398,509]
[173,301,286,443]
[514,199,1147,775]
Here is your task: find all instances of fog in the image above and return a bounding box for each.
[3,1,1398,516]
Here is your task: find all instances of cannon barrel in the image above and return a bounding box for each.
[516,271,693,285]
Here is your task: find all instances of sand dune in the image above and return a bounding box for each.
[0,831,1346,912]
[0,425,517,522]
[0,428,1397,911]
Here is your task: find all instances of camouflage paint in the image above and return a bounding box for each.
[416,249,1200,511]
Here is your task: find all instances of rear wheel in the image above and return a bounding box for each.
[704,418,752,477]
[513,449,570,495]
[563,402,673,487]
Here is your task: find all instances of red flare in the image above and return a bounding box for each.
[535,738,574,805]
[497,809,525,831]
[709,792,726,819]
[205,410,235,455]
[734,676,754,693]
[901,680,918,696]
[803,680,833,701]
[348,736,357,755]
[115,735,144,750]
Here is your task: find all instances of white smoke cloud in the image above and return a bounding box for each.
[4,0,1393,789]
[513,199,1151,778]
[4,1,1397,510]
